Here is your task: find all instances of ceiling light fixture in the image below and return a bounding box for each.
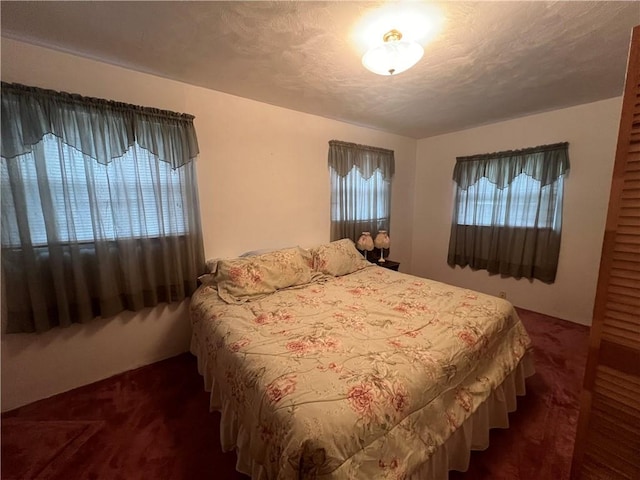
[362,29,424,76]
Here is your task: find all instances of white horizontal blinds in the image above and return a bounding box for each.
[457,174,563,228]
[2,134,186,247]
[573,25,640,480]
[331,166,389,222]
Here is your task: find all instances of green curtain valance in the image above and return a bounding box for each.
[328,140,395,181]
[453,142,569,190]
[1,82,199,168]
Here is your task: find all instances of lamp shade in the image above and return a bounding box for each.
[362,29,424,76]
[357,232,374,251]
[374,230,390,249]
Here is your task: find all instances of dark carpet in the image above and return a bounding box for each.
[1,308,589,480]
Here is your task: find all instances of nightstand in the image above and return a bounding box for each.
[376,259,400,271]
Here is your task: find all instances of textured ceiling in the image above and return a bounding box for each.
[2,1,639,138]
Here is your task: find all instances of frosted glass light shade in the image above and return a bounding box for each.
[362,40,424,76]
[357,232,374,251]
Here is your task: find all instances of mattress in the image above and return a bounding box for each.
[190,266,534,479]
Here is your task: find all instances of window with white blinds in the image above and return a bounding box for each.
[448,142,569,283]
[330,166,389,223]
[328,140,394,242]
[456,173,563,228]
[1,134,187,247]
[1,81,204,333]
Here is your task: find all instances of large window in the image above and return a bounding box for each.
[1,82,205,333]
[1,136,188,246]
[448,143,569,283]
[330,167,389,223]
[456,174,563,228]
[328,140,394,242]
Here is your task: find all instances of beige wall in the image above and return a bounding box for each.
[412,98,621,325]
[0,38,417,410]
[1,37,621,411]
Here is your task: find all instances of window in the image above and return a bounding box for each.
[328,140,394,242]
[331,167,389,223]
[456,174,563,228]
[1,136,187,247]
[448,143,569,283]
[1,82,205,333]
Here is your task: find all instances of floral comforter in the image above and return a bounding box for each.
[190,266,532,479]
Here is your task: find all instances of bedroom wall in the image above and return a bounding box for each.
[412,98,622,325]
[0,38,417,411]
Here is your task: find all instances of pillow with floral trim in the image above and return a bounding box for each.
[214,247,317,303]
[311,238,371,276]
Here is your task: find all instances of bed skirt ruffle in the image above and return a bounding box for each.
[410,351,535,478]
[192,337,534,479]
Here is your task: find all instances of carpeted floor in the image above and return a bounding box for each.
[1,308,589,480]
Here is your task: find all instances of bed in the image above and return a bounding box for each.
[190,240,535,479]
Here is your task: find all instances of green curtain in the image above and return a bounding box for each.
[1,82,206,333]
[328,140,394,242]
[447,142,569,283]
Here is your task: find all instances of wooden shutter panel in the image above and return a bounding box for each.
[571,25,640,480]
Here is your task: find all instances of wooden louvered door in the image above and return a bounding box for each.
[570,25,640,480]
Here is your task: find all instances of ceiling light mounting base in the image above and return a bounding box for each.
[383,29,402,43]
[362,28,424,76]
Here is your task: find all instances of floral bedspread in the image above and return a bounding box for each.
[190,266,532,479]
